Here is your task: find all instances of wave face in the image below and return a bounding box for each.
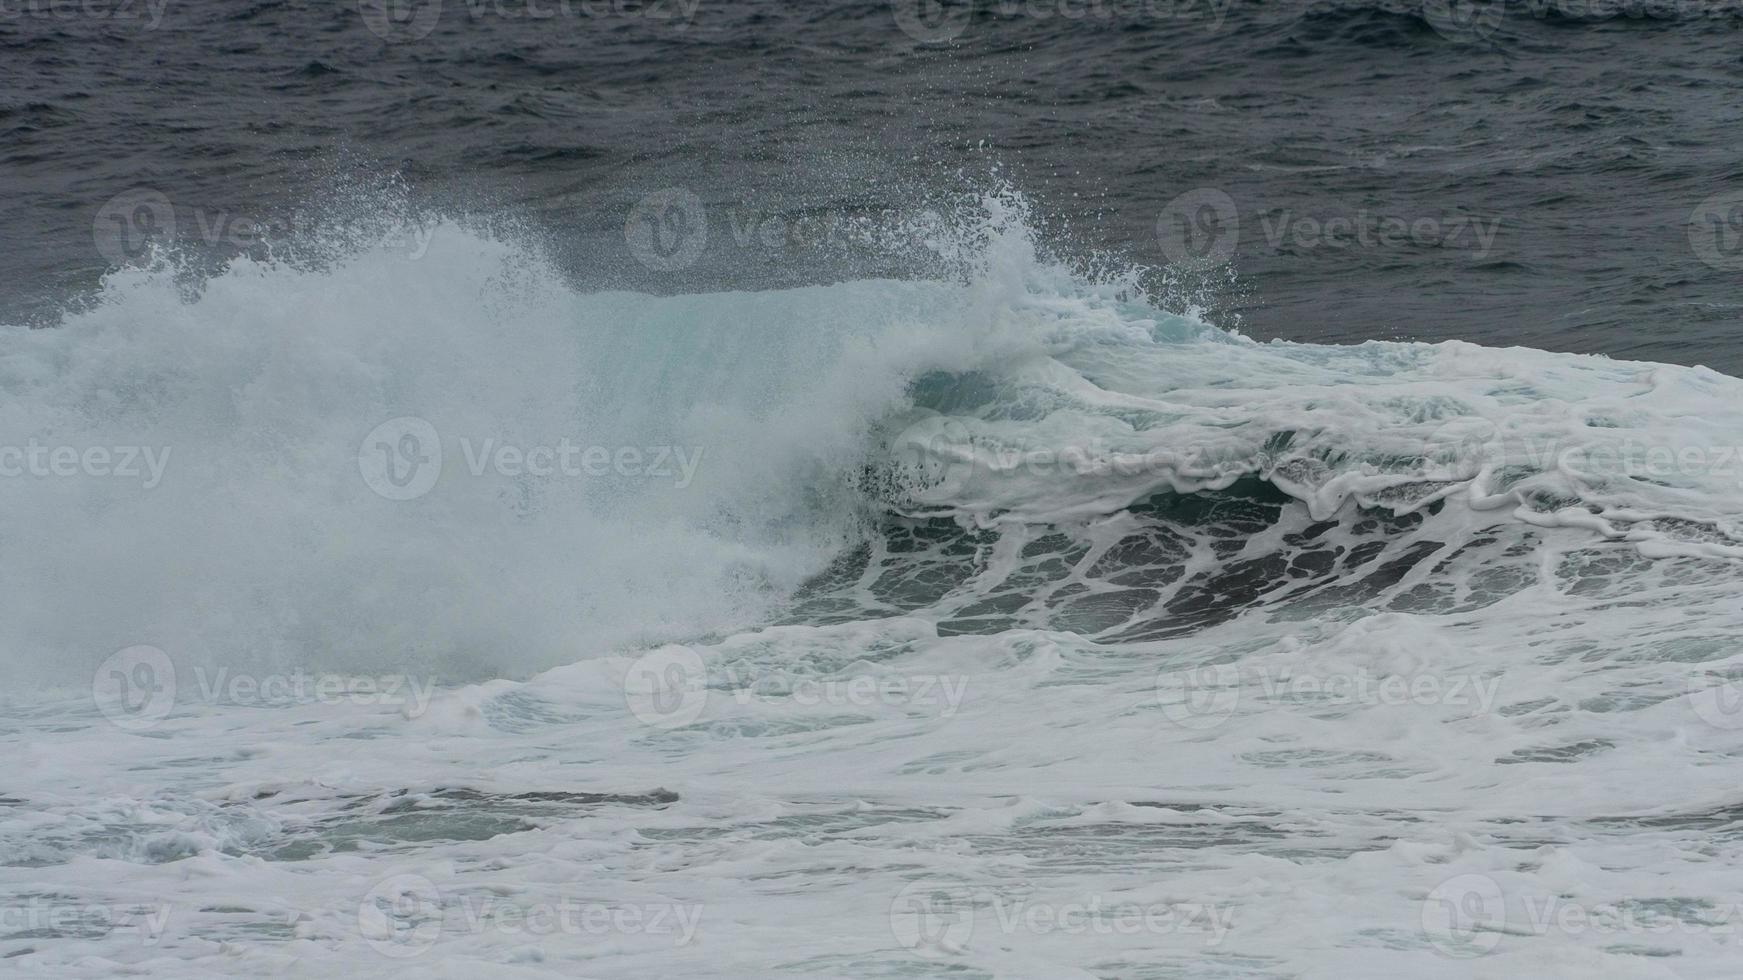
[5,191,1739,687]
[7,193,1743,977]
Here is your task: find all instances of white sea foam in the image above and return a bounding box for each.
[5,192,1743,977]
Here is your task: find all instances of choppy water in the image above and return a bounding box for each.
[4,2,1743,978]
[5,0,1743,366]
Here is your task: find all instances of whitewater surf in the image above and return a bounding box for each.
[2,186,1741,978]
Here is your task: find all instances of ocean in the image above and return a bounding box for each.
[4,1,1743,977]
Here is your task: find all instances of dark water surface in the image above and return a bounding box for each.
[3,0,1741,371]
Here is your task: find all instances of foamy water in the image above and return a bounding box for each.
[5,195,1743,978]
